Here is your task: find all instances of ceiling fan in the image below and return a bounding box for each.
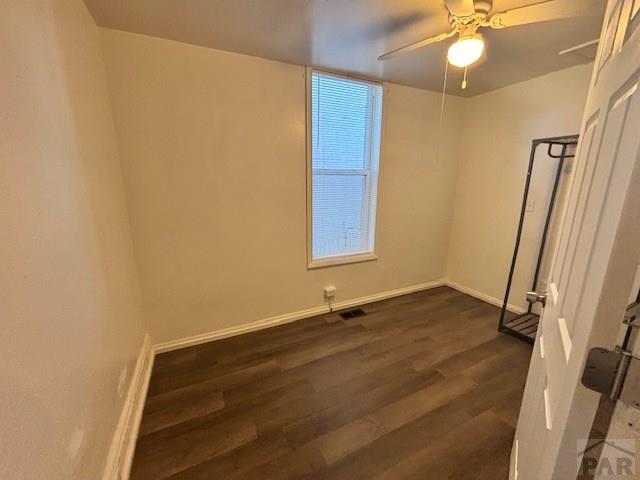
[378,0,592,68]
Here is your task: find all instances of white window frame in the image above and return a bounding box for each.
[305,67,383,269]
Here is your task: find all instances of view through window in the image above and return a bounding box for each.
[310,70,383,264]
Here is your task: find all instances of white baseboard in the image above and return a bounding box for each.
[445,280,526,314]
[331,279,445,311]
[153,305,329,354]
[103,333,155,480]
[153,279,445,353]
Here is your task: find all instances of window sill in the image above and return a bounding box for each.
[308,252,378,270]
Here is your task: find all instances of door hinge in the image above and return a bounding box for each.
[582,302,640,409]
[582,346,640,409]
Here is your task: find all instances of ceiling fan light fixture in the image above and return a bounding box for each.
[447,34,484,67]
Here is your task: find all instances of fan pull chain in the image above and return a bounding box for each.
[462,66,468,89]
[436,59,449,163]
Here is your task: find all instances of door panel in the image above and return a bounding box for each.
[513,0,640,478]
[552,117,599,300]
[597,0,623,74]
[563,85,636,332]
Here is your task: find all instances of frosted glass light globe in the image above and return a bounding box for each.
[447,35,484,67]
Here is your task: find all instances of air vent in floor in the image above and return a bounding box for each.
[339,308,367,320]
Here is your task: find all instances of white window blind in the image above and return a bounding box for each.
[310,71,383,262]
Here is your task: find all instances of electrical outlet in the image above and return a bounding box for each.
[324,285,336,300]
[117,366,128,398]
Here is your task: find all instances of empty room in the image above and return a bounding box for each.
[4,0,640,479]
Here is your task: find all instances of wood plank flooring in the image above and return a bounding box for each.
[131,286,533,480]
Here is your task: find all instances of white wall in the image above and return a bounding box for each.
[99,28,465,343]
[0,2,146,478]
[446,64,593,310]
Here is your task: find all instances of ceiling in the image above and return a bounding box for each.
[83,0,606,97]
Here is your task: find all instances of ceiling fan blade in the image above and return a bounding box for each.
[486,0,588,29]
[444,0,476,17]
[378,30,456,60]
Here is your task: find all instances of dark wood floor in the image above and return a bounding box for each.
[131,286,532,480]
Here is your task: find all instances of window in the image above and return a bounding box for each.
[308,70,383,268]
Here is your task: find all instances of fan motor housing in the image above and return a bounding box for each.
[474,0,493,15]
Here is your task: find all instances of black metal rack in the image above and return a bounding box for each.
[498,135,579,344]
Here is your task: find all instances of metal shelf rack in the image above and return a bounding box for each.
[498,135,579,344]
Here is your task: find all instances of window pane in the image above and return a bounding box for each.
[312,74,370,170]
[312,174,368,258]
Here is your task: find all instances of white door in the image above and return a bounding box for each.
[512,0,640,478]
